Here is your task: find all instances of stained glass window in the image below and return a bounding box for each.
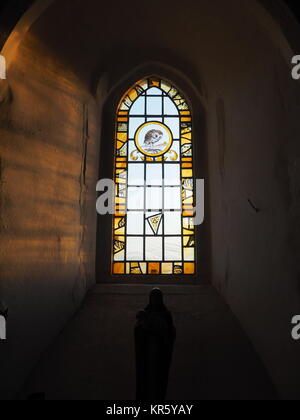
[112,77,195,276]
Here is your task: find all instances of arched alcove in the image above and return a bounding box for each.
[96,64,210,285]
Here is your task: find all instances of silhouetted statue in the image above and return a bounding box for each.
[135,288,176,401]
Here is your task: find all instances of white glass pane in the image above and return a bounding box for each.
[147,117,163,123]
[164,97,178,115]
[127,212,144,235]
[164,187,181,210]
[147,97,162,115]
[127,187,144,210]
[147,87,162,95]
[165,117,180,139]
[146,187,162,210]
[164,211,181,235]
[130,96,145,115]
[146,212,163,235]
[164,164,180,186]
[146,164,162,186]
[146,237,162,261]
[128,163,144,186]
[165,237,182,261]
[127,237,143,261]
[129,117,145,138]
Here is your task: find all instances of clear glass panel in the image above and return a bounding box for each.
[127,211,144,235]
[147,87,162,95]
[127,187,144,210]
[165,237,182,261]
[130,96,145,115]
[164,97,179,115]
[146,164,163,186]
[146,97,162,115]
[164,164,181,186]
[128,141,143,162]
[127,237,144,261]
[164,117,180,139]
[164,211,182,235]
[129,117,145,138]
[164,187,182,210]
[145,237,163,261]
[146,187,162,210]
[146,117,163,123]
[128,163,144,186]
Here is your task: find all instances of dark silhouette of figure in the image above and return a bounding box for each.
[135,288,176,401]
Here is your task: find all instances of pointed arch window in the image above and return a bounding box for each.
[112,77,195,276]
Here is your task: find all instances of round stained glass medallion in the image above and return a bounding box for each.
[134,122,173,157]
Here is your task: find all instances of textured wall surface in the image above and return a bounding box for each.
[0,0,300,399]
[0,33,100,399]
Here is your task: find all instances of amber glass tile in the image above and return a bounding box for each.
[184,263,195,274]
[148,263,160,275]
[113,263,125,274]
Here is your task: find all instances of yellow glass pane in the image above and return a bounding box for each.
[180,111,191,116]
[181,138,192,145]
[117,140,125,150]
[183,229,194,236]
[120,102,129,111]
[113,263,125,274]
[181,127,192,135]
[114,250,125,262]
[130,262,142,274]
[169,87,178,98]
[162,263,173,274]
[184,263,195,274]
[183,236,195,247]
[183,197,194,206]
[115,226,125,235]
[140,263,147,274]
[182,163,192,168]
[117,133,127,142]
[182,169,193,178]
[128,89,138,101]
[184,248,195,261]
[137,79,149,91]
[161,80,172,93]
[183,211,194,217]
[118,117,128,122]
[149,78,160,87]
[116,162,127,169]
[115,197,126,204]
[115,209,126,216]
[181,117,192,122]
[148,263,160,275]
